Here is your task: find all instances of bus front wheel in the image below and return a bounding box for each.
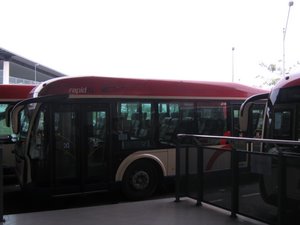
[122,159,160,200]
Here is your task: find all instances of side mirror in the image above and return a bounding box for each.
[11,105,25,134]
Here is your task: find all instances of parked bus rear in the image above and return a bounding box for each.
[0,84,35,179]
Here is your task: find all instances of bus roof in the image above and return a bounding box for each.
[33,76,266,100]
[273,73,300,90]
[0,84,35,101]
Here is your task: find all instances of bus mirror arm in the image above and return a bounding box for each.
[239,102,252,132]
[239,93,269,133]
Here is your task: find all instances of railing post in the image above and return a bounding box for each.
[277,151,286,225]
[0,147,5,223]
[196,145,203,206]
[231,147,239,218]
[175,140,181,202]
[185,146,189,197]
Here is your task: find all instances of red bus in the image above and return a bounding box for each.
[240,73,300,206]
[10,76,265,199]
[0,84,35,177]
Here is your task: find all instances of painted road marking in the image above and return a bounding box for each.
[241,193,260,198]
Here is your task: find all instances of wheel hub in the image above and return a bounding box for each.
[131,171,149,190]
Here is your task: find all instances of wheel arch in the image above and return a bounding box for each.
[115,153,167,182]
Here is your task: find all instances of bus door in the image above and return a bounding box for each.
[83,105,109,191]
[230,103,248,167]
[52,103,109,194]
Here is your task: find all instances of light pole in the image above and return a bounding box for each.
[34,63,39,83]
[232,47,235,82]
[282,1,294,76]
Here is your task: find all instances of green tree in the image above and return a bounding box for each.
[256,60,300,87]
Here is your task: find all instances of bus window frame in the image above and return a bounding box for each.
[11,94,69,134]
[271,105,295,140]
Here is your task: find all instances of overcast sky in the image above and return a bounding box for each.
[1,0,300,87]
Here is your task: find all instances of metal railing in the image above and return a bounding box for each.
[175,134,300,225]
[0,145,4,223]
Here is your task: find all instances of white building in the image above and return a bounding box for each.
[0,48,65,84]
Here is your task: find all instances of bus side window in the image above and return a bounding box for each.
[176,102,196,134]
[273,110,292,139]
[0,103,12,136]
[139,103,152,139]
[297,106,300,141]
[29,110,46,160]
[232,109,240,137]
[118,102,154,149]
[158,102,179,145]
[19,109,30,139]
[197,102,226,136]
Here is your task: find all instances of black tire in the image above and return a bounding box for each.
[122,160,160,200]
